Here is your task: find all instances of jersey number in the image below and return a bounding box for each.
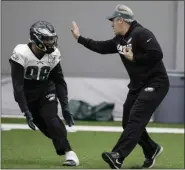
[25,66,50,80]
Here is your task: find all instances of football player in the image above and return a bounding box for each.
[9,21,80,166]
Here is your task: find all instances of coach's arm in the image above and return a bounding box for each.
[71,21,118,54]
[77,36,118,54]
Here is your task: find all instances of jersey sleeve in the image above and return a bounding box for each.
[49,48,62,70]
[54,48,62,65]
[10,60,29,113]
[10,45,26,67]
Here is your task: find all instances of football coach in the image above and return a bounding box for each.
[71,4,169,169]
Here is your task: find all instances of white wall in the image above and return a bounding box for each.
[2,1,182,78]
[175,1,184,71]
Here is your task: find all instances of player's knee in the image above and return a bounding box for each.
[51,117,67,135]
[51,116,62,126]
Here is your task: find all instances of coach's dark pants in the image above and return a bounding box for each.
[112,81,169,160]
[27,90,72,156]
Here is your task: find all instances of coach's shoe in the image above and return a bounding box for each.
[63,151,80,166]
[142,145,163,168]
[102,152,122,169]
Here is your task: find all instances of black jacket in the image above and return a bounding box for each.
[78,20,169,90]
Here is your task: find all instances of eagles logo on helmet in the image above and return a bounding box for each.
[29,21,58,54]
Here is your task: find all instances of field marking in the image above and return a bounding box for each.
[1,123,184,134]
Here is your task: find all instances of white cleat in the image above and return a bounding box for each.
[63,151,80,166]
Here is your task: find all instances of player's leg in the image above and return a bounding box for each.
[28,100,79,166]
[33,114,51,138]
[39,97,79,166]
[102,83,169,169]
[27,101,51,138]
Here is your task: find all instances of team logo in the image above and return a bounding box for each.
[12,52,19,61]
[117,43,132,55]
[144,87,155,92]
[127,37,132,43]
[46,93,55,101]
[147,38,152,43]
[39,44,43,48]
[48,55,56,64]
[37,61,44,64]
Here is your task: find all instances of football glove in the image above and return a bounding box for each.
[24,110,36,131]
[62,108,74,127]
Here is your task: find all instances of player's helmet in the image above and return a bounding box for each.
[30,21,58,54]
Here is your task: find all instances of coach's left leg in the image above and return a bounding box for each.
[102,82,169,168]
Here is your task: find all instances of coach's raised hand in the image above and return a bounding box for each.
[71,21,80,39]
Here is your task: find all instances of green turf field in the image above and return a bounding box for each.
[1,118,184,169]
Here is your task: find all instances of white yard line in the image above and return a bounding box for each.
[1,123,184,134]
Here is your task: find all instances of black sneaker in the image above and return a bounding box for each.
[142,145,163,168]
[102,152,122,169]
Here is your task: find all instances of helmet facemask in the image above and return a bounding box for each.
[30,24,58,54]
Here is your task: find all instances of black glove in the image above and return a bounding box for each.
[24,110,36,131]
[62,108,74,127]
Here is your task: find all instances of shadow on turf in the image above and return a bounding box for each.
[126,165,166,169]
[128,165,142,169]
[2,158,64,168]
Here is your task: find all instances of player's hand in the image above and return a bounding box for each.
[123,47,134,61]
[24,110,36,131]
[71,21,80,40]
[62,108,74,127]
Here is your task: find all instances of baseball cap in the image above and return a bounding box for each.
[107,4,134,22]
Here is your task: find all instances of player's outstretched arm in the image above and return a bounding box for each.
[71,21,117,54]
[50,63,74,127]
